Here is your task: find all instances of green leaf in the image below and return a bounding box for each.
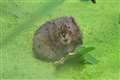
[62,46,97,65]
[84,54,97,64]
[75,46,95,56]
[74,46,97,64]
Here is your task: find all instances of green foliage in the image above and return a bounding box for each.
[63,46,97,65]
[75,46,95,55]
[74,46,97,64]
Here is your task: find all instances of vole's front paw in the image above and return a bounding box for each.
[68,52,75,55]
[54,57,65,64]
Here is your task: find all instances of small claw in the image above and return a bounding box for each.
[69,52,75,55]
[54,57,65,64]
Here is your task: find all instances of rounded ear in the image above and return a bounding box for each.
[69,16,77,25]
[69,16,74,20]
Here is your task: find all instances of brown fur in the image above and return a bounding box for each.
[33,16,83,62]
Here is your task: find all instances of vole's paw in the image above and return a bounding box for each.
[54,57,65,64]
[69,52,75,55]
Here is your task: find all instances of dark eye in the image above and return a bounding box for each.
[65,24,70,29]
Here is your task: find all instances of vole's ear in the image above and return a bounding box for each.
[69,16,74,20]
[69,16,77,25]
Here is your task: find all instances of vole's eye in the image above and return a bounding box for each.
[65,24,70,29]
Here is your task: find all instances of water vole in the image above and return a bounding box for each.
[33,16,83,63]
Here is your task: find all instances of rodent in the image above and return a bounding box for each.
[32,16,83,63]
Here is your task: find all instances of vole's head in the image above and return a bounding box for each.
[58,24,72,45]
[57,17,82,46]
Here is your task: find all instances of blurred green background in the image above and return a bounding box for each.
[0,0,120,80]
